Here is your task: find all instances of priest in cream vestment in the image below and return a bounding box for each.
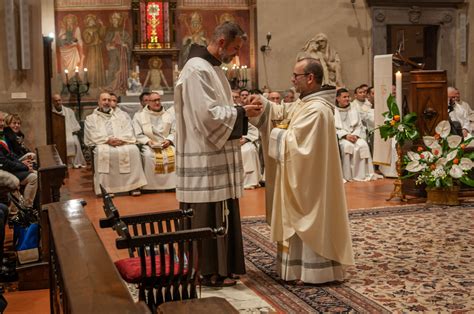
[133,92,176,190]
[174,23,253,286]
[52,94,86,168]
[250,58,354,284]
[335,88,380,182]
[85,92,146,195]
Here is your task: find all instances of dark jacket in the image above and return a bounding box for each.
[0,141,28,175]
[3,127,30,157]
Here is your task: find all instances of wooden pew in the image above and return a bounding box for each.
[51,112,67,166]
[16,145,67,290]
[45,199,150,313]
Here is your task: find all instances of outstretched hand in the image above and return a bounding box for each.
[243,94,263,117]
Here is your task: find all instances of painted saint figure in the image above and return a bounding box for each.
[83,14,106,87]
[58,14,84,74]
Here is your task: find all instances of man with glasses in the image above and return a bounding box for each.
[248,57,354,284]
[132,92,176,191]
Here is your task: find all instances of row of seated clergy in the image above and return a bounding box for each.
[335,88,381,182]
[84,93,148,196]
[350,86,374,148]
[52,95,86,168]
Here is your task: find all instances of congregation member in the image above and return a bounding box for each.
[139,91,151,108]
[239,89,250,105]
[84,92,146,196]
[3,114,33,160]
[174,22,252,287]
[335,88,380,181]
[283,89,296,103]
[268,91,282,104]
[448,86,471,138]
[0,112,37,209]
[133,92,176,191]
[232,90,241,105]
[249,57,354,284]
[453,87,474,134]
[52,94,86,168]
[350,85,374,139]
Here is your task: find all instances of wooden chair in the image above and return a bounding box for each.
[98,185,224,313]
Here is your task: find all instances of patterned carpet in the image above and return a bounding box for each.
[241,203,474,313]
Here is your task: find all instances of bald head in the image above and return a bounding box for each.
[98,92,112,113]
[52,94,62,111]
[268,92,281,104]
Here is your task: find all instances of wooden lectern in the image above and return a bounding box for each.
[409,70,448,136]
[51,112,67,165]
[403,70,447,198]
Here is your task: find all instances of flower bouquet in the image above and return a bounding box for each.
[405,120,474,189]
[377,95,419,145]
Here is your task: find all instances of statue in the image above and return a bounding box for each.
[301,33,343,88]
[127,70,143,95]
[143,57,170,91]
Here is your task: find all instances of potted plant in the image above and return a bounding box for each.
[404,120,474,205]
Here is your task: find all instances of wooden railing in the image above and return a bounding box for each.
[45,199,149,313]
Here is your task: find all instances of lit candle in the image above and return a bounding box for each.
[135,65,139,73]
[243,65,248,80]
[84,68,88,83]
[75,66,79,78]
[395,71,402,117]
[64,69,69,82]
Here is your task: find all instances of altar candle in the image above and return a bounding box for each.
[84,68,88,83]
[395,71,402,117]
[64,69,69,81]
[75,66,79,77]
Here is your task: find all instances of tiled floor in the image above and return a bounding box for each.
[3,168,408,313]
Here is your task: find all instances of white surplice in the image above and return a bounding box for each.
[241,122,261,189]
[335,105,380,182]
[251,90,355,284]
[52,106,86,167]
[133,106,176,190]
[84,108,146,195]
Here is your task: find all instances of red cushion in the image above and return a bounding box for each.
[115,254,189,283]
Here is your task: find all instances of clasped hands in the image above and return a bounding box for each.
[345,134,359,143]
[242,95,264,117]
[148,140,171,149]
[107,137,125,146]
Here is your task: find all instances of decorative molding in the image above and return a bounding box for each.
[408,6,421,24]
[375,11,386,22]
[441,13,452,24]
[178,0,249,8]
[367,0,465,7]
[55,0,131,10]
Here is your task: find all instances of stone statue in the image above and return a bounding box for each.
[301,33,343,88]
[127,70,143,95]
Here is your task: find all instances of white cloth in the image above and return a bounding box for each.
[133,106,176,190]
[241,123,261,189]
[84,108,146,195]
[450,102,472,133]
[350,99,375,135]
[174,57,243,203]
[250,90,354,283]
[52,106,86,167]
[335,105,380,182]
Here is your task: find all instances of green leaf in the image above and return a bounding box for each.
[460,175,474,187]
[402,112,417,124]
[387,95,400,116]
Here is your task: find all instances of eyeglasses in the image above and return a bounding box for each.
[292,72,309,79]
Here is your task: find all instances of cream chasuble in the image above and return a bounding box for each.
[251,89,354,283]
[133,106,176,190]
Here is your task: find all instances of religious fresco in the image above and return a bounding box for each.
[55,10,133,95]
[176,10,250,69]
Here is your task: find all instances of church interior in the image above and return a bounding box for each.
[0,0,474,312]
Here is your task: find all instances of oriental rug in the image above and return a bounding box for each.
[241,203,474,313]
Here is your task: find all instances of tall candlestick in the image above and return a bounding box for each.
[64,69,69,82]
[395,71,402,117]
[84,68,88,83]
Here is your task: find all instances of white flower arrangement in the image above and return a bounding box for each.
[405,120,474,188]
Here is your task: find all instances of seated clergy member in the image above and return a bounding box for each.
[84,92,146,195]
[335,88,379,181]
[268,91,282,104]
[448,87,471,138]
[350,85,374,135]
[454,88,474,134]
[133,92,176,191]
[52,94,86,168]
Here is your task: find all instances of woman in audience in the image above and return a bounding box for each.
[3,114,33,160]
